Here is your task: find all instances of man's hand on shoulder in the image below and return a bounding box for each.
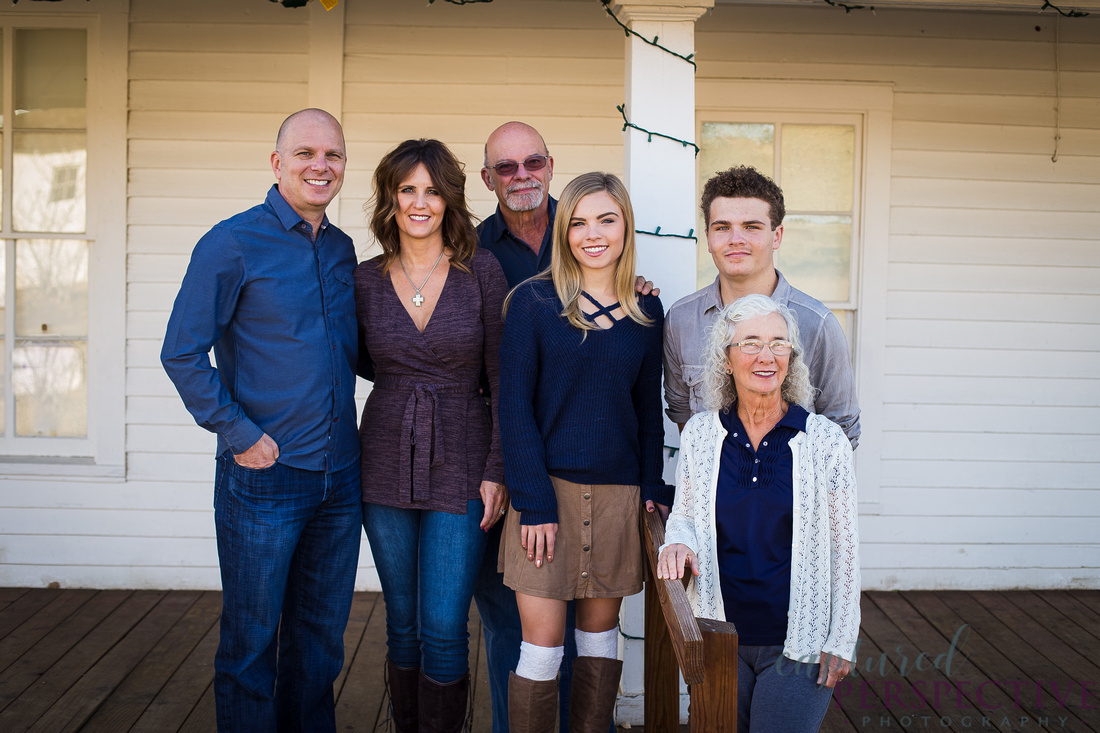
[634,274,659,297]
[234,433,280,469]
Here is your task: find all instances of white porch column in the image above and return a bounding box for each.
[611,1,712,725]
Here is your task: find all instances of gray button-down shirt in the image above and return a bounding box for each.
[663,271,861,447]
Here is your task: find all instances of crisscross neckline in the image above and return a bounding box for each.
[580,291,622,326]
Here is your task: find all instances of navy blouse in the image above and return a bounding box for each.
[715,403,809,646]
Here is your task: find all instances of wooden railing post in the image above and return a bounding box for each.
[689,618,738,732]
[640,510,738,732]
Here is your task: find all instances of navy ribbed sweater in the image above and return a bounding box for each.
[500,278,673,525]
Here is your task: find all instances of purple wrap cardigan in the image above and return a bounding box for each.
[354,248,508,514]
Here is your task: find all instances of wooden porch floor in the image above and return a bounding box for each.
[0,588,1097,732]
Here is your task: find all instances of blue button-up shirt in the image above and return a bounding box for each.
[161,185,359,472]
[477,197,557,288]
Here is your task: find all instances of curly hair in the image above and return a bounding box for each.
[700,165,785,230]
[702,294,814,413]
[366,138,478,274]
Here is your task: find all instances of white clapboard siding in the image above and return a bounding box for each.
[5,0,1097,592]
[698,3,1100,589]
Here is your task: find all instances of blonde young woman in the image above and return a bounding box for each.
[498,172,671,733]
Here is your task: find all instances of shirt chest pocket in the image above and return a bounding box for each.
[683,365,706,415]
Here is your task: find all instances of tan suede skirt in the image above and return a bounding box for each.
[499,476,643,600]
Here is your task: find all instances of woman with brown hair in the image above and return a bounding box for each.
[355,138,509,732]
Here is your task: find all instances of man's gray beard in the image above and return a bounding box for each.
[505,186,544,213]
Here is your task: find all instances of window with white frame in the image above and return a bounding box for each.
[1,25,89,444]
[697,115,862,344]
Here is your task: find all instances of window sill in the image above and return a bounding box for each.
[0,456,124,480]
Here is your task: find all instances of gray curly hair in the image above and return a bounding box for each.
[702,294,815,412]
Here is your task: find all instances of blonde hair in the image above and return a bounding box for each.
[702,294,814,412]
[535,172,652,333]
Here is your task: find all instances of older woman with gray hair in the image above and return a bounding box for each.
[657,293,860,733]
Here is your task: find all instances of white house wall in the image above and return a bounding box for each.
[698,3,1100,589]
[0,0,1096,593]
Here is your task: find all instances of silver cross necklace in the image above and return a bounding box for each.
[399,247,446,307]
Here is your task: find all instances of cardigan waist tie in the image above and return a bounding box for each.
[373,375,478,502]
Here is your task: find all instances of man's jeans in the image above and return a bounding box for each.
[213,456,362,733]
[362,499,487,683]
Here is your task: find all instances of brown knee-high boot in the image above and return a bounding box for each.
[567,656,623,733]
[419,671,470,733]
[508,671,558,733]
[385,658,419,733]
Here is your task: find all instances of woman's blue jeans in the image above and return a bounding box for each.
[363,499,487,683]
[213,456,363,733]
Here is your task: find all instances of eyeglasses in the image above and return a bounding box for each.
[488,155,549,177]
[731,339,793,356]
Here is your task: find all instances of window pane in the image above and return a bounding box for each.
[14,29,86,129]
[13,132,86,233]
[16,239,88,337]
[780,125,854,212]
[14,340,86,437]
[697,123,775,289]
[778,214,851,303]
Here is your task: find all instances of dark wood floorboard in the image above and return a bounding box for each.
[0,589,1096,732]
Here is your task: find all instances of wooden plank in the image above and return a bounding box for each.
[687,618,737,733]
[130,51,308,82]
[880,487,1100,518]
[344,26,622,59]
[0,591,131,712]
[886,318,1100,351]
[891,178,1100,213]
[0,590,59,646]
[1001,591,1100,673]
[0,508,213,538]
[892,122,1100,160]
[0,590,97,675]
[0,591,162,727]
[335,594,387,731]
[131,80,309,114]
[881,374,1097,408]
[969,590,1100,724]
[879,459,1095,491]
[79,591,220,732]
[890,207,1100,241]
[131,598,220,733]
[882,432,1100,466]
[887,291,1100,326]
[0,535,218,570]
[924,591,1099,731]
[644,558,680,732]
[176,682,216,733]
[1040,591,1100,641]
[888,262,1100,296]
[853,594,965,731]
[859,543,1100,572]
[28,592,200,732]
[882,404,1100,436]
[641,511,704,686]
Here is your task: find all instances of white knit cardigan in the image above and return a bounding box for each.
[662,410,861,663]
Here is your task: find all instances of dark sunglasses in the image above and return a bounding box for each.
[488,154,549,178]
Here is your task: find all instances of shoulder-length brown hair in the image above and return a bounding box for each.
[366,138,478,273]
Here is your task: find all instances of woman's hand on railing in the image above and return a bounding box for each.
[645,500,670,522]
[656,543,699,580]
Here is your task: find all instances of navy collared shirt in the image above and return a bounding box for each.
[477,197,557,288]
[715,403,809,645]
[162,184,359,472]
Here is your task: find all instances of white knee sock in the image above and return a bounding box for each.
[575,628,618,660]
[515,641,564,681]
